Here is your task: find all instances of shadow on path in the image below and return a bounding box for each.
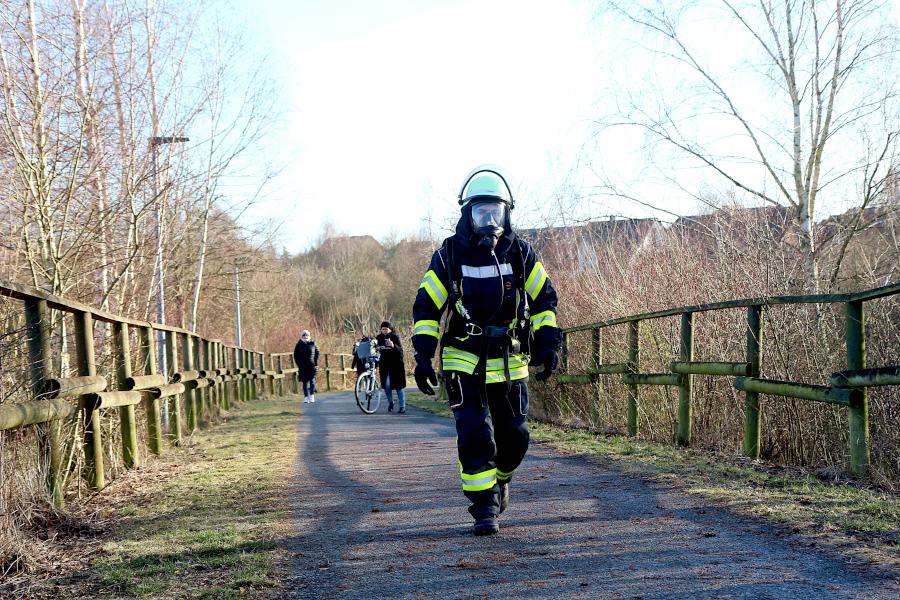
[283,394,898,600]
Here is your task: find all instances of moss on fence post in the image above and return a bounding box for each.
[113,322,140,467]
[25,298,64,506]
[627,321,640,436]
[846,300,869,476]
[140,326,164,455]
[677,312,693,447]
[165,331,182,444]
[75,310,105,490]
[743,305,762,459]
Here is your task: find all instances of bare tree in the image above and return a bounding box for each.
[600,0,900,292]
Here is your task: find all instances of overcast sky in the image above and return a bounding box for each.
[230,0,900,253]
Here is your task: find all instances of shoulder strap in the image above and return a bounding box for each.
[444,238,462,303]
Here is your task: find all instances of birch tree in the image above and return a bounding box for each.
[601,0,900,292]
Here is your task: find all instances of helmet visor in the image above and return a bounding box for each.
[471,201,507,230]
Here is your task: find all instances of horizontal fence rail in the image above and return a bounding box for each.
[0,279,348,508]
[556,281,900,476]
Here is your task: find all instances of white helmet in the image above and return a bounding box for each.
[457,165,514,209]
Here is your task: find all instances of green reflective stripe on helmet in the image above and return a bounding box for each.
[525,262,548,299]
[530,310,557,332]
[419,270,448,309]
[414,319,440,338]
[459,167,513,208]
[461,467,497,491]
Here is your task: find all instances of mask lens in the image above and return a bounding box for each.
[471,202,505,228]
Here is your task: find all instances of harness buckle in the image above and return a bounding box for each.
[484,325,508,338]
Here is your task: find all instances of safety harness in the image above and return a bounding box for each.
[441,236,530,391]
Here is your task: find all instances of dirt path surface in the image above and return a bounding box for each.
[282,392,897,599]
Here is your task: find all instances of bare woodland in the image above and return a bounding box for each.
[0,0,897,589]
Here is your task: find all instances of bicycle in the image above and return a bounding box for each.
[354,348,383,414]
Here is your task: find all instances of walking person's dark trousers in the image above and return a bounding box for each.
[446,372,529,519]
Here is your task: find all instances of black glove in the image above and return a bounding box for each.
[414,359,438,395]
[531,348,559,382]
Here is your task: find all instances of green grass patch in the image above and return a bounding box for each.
[407,393,899,559]
[36,396,301,599]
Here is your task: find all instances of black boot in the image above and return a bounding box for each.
[473,517,499,536]
[498,481,509,514]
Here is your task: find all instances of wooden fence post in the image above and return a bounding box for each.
[627,320,640,436]
[193,336,206,425]
[744,305,762,458]
[112,322,140,467]
[25,298,63,505]
[846,300,869,476]
[677,312,694,446]
[239,349,246,402]
[221,344,231,409]
[251,351,257,399]
[165,332,182,444]
[182,333,197,432]
[74,310,104,489]
[592,327,602,422]
[325,354,331,391]
[233,347,240,403]
[140,326,163,455]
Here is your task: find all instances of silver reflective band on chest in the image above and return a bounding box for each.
[461,263,513,279]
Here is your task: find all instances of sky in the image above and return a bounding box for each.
[230,0,611,251]
[228,0,900,254]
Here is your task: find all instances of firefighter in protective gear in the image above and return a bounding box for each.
[412,165,561,536]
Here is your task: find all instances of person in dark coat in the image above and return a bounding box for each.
[292,329,320,404]
[376,321,407,413]
[351,337,373,376]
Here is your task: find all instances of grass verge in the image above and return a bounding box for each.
[406,393,899,567]
[31,396,301,600]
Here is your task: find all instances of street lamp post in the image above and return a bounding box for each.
[234,263,242,347]
[150,135,189,430]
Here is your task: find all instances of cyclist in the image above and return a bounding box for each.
[351,336,376,376]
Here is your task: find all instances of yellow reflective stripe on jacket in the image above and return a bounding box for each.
[443,360,475,374]
[460,467,497,492]
[485,366,528,384]
[525,262,548,299]
[413,319,440,339]
[442,346,479,374]
[496,468,514,481]
[486,354,527,370]
[419,270,448,309]
[530,310,557,332]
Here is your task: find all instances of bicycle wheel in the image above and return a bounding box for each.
[356,373,381,414]
[355,373,368,411]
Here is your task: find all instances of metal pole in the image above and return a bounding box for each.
[149,135,189,429]
[151,140,169,430]
[235,264,242,346]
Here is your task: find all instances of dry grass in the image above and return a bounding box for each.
[5,396,300,599]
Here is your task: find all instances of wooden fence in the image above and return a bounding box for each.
[0,279,349,508]
[556,281,900,476]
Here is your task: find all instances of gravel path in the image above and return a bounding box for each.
[282,391,897,599]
